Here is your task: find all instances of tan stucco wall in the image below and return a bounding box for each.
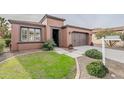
[47,18,64,27]
[42,18,47,25]
[11,24,45,51]
[61,28,68,47]
[11,24,20,51]
[18,43,43,50]
[41,17,64,41]
[92,34,101,45]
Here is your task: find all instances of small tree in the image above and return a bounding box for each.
[95,29,120,47]
[0,17,10,39]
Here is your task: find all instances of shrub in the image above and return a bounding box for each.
[43,40,56,51]
[5,39,11,47]
[0,39,5,54]
[85,49,102,59]
[86,61,109,78]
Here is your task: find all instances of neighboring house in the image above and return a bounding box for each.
[9,15,92,51]
[92,27,124,46]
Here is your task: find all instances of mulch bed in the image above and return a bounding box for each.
[77,56,124,79]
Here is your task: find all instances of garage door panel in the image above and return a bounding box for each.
[72,32,87,46]
[72,33,76,46]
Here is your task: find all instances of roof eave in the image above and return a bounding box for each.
[62,25,93,31]
[8,20,45,27]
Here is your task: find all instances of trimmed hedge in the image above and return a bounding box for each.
[85,49,102,59]
[86,61,109,78]
[0,39,5,54]
[43,40,56,51]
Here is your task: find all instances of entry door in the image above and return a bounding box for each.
[52,29,59,47]
[72,32,87,46]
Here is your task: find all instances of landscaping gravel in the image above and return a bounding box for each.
[77,56,124,79]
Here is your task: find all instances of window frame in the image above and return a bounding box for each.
[20,26,42,42]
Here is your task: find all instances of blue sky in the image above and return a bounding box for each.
[0,14,124,29]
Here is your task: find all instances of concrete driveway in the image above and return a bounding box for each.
[74,46,124,63]
[55,46,124,63]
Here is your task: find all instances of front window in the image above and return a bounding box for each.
[35,29,41,41]
[21,28,28,41]
[21,27,41,42]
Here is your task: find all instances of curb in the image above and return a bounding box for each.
[75,58,80,79]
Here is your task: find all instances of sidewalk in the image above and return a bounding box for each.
[55,48,82,58]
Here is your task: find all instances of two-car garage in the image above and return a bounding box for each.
[71,32,88,46]
[61,25,92,48]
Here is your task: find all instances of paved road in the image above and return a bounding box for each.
[55,46,124,63]
[74,46,124,63]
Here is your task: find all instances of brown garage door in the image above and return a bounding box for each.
[72,32,88,46]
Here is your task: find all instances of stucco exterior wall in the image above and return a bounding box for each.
[60,28,68,47]
[18,43,43,50]
[11,24,20,51]
[41,18,47,25]
[92,33,101,45]
[45,25,52,40]
[47,18,64,27]
[41,17,64,41]
[10,24,45,51]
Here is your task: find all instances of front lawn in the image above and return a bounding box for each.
[0,52,76,79]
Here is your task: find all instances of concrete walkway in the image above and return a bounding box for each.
[55,46,124,63]
[55,48,81,58]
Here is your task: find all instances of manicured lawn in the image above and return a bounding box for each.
[0,52,76,79]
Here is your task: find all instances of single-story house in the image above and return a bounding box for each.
[9,15,92,51]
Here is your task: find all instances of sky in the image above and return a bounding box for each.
[0,14,124,29]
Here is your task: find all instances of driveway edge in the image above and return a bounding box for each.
[75,58,80,79]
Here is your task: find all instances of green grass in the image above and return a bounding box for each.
[0,52,76,79]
